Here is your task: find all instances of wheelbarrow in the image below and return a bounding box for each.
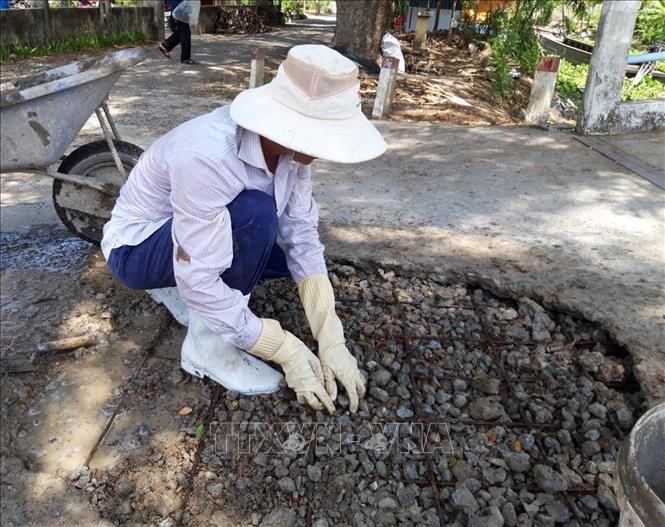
[0,48,146,244]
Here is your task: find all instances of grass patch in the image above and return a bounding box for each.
[621,73,665,101]
[556,59,665,108]
[0,30,147,62]
[555,60,588,107]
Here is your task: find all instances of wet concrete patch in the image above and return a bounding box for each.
[0,228,92,273]
[1,227,175,524]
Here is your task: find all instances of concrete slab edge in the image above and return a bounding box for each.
[321,227,665,408]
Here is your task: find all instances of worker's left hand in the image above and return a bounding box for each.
[318,342,367,413]
[298,274,367,413]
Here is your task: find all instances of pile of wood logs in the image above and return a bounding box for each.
[399,34,448,76]
[215,6,281,34]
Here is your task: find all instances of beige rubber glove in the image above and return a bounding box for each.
[298,274,367,413]
[249,318,335,414]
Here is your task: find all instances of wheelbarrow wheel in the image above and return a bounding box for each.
[53,139,143,245]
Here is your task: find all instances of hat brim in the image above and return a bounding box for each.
[230,84,387,164]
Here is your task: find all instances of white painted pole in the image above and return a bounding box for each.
[249,50,265,89]
[372,56,399,119]
[414,14,429,49]
[577,1,659,134]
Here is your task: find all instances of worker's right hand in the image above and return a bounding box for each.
[249,319,335,414]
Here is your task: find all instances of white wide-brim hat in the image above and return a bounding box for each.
[230,44,387,164]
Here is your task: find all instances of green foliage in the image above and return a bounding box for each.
[0,30,147,62]
[555,59,588,106]
[489,35,512,96]
[487,2,547,97]
[48,1,143,7]
[555,1,599,41]
[195,423,205,440]
[485,0,664,100]
[485,9,510,96]
[562,15,578,34]
[396,0,408,16]
[555,59,665,107]
[487,0,598,98]
[304,0,332,14]
[281,0,304,17]
[282,0,331,16]
[565,0,602,34]
[634,0,665,44]
[621,75,665,101]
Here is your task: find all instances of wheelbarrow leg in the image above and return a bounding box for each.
[95,106,127,180]
[101,101,122,142]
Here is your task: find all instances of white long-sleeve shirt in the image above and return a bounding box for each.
[101,106,327,349]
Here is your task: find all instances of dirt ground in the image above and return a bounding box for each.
[367,33,532,126]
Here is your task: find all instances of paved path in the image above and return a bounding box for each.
[319,123,665,404]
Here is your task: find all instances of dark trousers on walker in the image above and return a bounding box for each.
[107,190,290,294]
[163,16,191,62]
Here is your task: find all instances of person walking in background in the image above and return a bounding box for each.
[159,0,200,65]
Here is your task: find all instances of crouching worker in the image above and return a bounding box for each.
[101,45,387,413]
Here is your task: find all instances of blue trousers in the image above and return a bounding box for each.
[107,190,290,295]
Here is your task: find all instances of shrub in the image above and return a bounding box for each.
[0,30,147,62]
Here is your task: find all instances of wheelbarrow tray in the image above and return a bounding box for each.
[0,48,145,173]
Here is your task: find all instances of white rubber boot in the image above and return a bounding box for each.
[147,287,190,326]
[181,310,284,395]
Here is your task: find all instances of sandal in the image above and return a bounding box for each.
[181,59,199,65]
[158,44,171,59]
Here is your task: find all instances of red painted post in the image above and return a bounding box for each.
[525,56,561,127]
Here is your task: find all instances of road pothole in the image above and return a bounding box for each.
[71,259,642,527]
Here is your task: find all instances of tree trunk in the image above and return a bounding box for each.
[255,0,282,24]
[447,0,457,41]
[433,0,444,31]
[255,0,275,11]
[333,0,392,72]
